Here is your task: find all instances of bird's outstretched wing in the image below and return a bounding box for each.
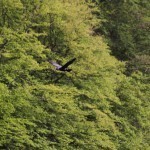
[50,61,62,69]
[61,58,76,69]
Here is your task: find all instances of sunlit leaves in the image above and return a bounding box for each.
[0,0,149,149]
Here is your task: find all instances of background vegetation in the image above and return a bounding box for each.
[0,0,149,149]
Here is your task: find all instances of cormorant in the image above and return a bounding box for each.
[51,58,76,72]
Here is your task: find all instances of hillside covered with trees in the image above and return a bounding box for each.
[0,0,149,149]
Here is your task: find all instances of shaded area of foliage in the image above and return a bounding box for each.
[95,0,150,75]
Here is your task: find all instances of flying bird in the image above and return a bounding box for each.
[51,58,76,72]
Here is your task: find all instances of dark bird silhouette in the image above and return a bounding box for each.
[51,58,76,72]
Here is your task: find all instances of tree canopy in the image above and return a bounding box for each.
[0,0,149,149]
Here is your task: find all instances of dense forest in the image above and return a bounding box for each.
[0,0,149,149]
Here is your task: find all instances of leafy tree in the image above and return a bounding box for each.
[0,0,149,149]
[96,0,150,61]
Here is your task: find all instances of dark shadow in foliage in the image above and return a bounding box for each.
[0,39,8,50]
[30,69,67,84]
[126,55,150,75]
[75,94,94,104]
[54,74,65,83]
[47,134,59,143]
[74,94,96,111]
[86,112,97,122]
[30,69,55,83]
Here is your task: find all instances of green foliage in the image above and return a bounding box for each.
[115,72,150,149]
[0,0,149,149]
[126,54,150,75]
[97,0,150,63]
